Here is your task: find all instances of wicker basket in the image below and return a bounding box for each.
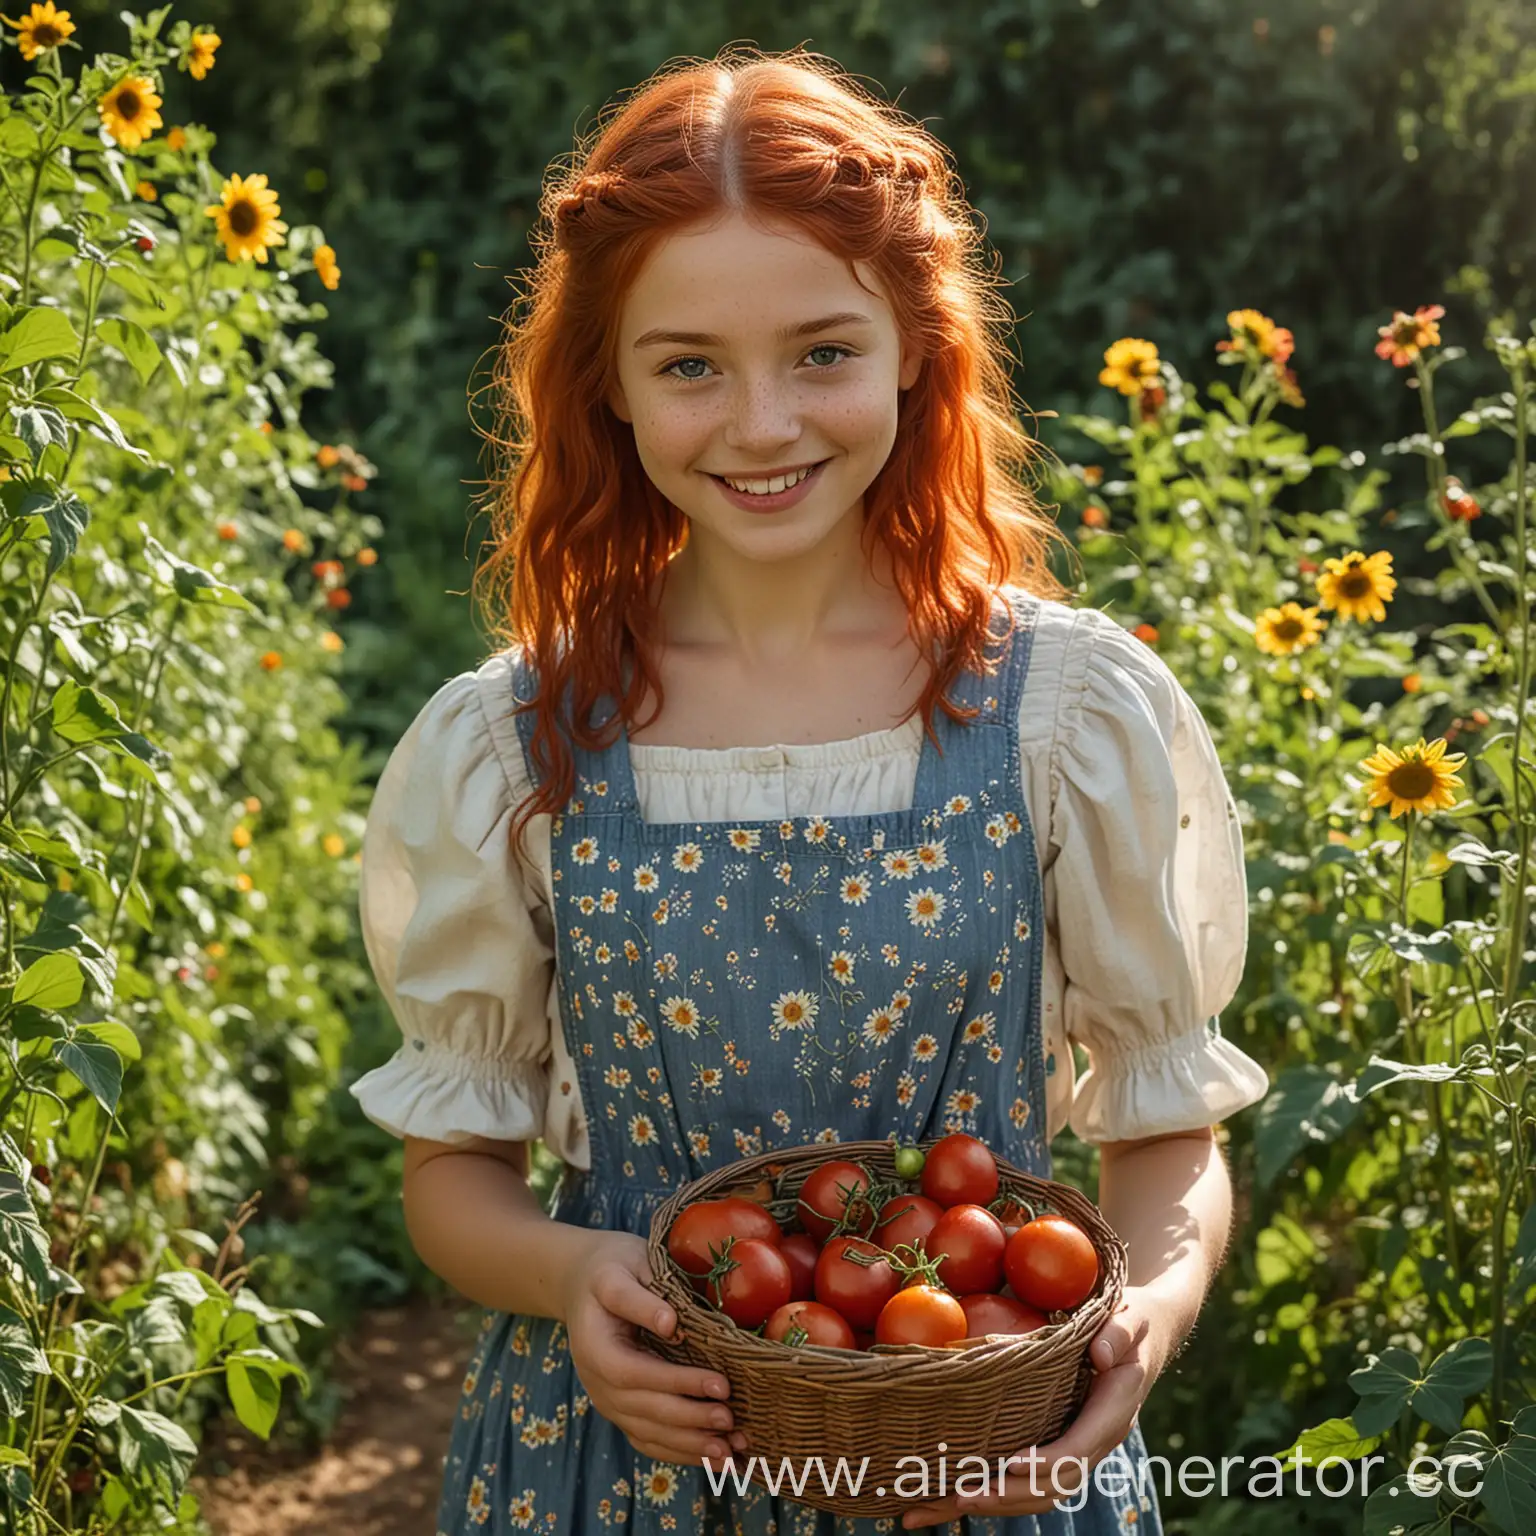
[644,1138,1126,1518]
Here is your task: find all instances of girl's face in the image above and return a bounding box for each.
[608,210,922,565]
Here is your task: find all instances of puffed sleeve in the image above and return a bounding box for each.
[349,663,554,1144]
[1051,609,1269,1142]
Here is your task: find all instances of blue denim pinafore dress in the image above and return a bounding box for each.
[436,590,1159,1536]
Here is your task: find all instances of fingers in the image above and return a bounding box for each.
[1090,1316,1137,1372]
[609,1388,737,1437]
[1048,1362,1144,1465]
[590,1259,679,1339]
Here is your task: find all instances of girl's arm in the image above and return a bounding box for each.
[402,1135,746,1466]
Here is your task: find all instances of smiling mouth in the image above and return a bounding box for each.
[710,460,828,495]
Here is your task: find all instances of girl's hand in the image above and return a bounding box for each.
[899,1289,1171,1529]
[562,1230,748,1468]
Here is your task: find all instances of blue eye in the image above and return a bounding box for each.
[659,344,856,383]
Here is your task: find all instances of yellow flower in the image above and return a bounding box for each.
[320,630,344,654]
[165,125,187,151]
[1359,737,1466,819]
[231,825,252,849]
[205,173,288,265]
[1254,602,1325,656]
[244,795,262,814]
[322,833,346,858]
[235,873,254,893]
[2,2,74,60]
[98,76,164,151]
[1217,308,1295,364]
[313,243,340,291]
[1376,305,1444,368]
[1317,550,1396,624]
[185,29,219,80]
[1099,337,1160,396]
[135,180,157,201]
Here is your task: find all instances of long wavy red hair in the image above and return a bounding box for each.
[471,45,1067,856]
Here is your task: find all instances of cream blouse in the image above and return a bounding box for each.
[351,597,1269,1158]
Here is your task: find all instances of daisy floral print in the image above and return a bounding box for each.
[434,592,1161,1536]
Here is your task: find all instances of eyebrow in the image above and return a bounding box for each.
[631,311,876,349]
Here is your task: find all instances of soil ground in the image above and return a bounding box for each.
[196,1297,472,1536]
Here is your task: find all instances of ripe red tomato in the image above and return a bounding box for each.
[797,1161,873,1242]
[667,1197,781,1278]
[959,1292,1049,1338]
[927,1204,1007,1294]
[764,1299,856,1351]
[920,1133,999,1208]
[814,1236,901,1329]
[874,1284,968,1347]
[872,1193,944,1252]
[1004,1215,1100,1311]
[779,1233,819,1301]
[706,1238,792,1328]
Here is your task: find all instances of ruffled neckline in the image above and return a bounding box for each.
[628,711,925,773]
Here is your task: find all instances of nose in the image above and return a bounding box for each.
[722,370,802,458]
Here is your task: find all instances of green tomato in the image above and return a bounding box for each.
[892,1144,926,1180]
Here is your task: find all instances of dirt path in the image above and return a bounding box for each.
[197,1297,472,1536]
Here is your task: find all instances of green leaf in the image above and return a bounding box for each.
[227,1354,284,1439]
[117,1405,196,1503]
[1483,1409,1536,1534]
[13,951,83,1010]
[0,1171,53,1294]
[1278,1416,1384,1472]
[1252,1065,1360,1186]
[50,678,126,745]
[53,1039,123,1113]
[0,1304,50,1417]
[0,307,80,372]
[81,1019,141,1063]
[1349,1347,1418,1437]
[1363,1474,1445,1535]
[1413,1338,1492,1434]
[0,844,46,885]
[17,484,91,579]
[98,317,163,385]
[140,527,255,612]
[13,404,67,466]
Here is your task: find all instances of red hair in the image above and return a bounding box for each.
[471,45,1067,855]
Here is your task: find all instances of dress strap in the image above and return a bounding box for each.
[910,588,1040,809]
[507,649,641,817]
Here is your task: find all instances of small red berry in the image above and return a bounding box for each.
[136,235,155,253]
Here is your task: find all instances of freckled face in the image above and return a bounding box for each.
[608,210,921,564]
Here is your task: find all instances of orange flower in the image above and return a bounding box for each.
[244,796,261,814]
[1081,465,1104,487]
[135,180,157,201]
[165,125,187,151]
[281,528,306,553]
[1376,304,1445,367]
[356,547,378,566]
[341,473,367,493]
[326,588,352,610]
[258,420,273,436]
[259,651,282,672]
[1081,504,1108,529]
[320,631,345,654]
[1132,622,1159,646]
[316,444,340,468]
[322,833,346,858]
[216,521,239,541]
[1442,478,1481,522]
[1469,709,1490,727]
[311,559,344,583]
[1137,384,1167,422]
[235,873,254,893]
[1402,672,1422,693]
[313,243,340,291]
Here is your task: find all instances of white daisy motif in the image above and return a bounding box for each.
[644,1465,679,1505]
[828,950,856,984]
[804,817,831,844]
[613,991,638,1017]
[913,1033,939,1060]
[771,990,819,1033]
[572,837,599,865]
[946,795,972,815]
[634,864,659,891]
[672,843,704,873]
[629,1113,656,1144]
[916,839,948,870]
[985,816,1010,845]
[840,874,871,905]
[962,1012,995,1043]
[728,828,761,851]
[862,1008,900,1044]
[600,888,619,912]
[696,1065,724,1093]
[947,1089,980,1116]
[661,997,701,1037]
[907,888,945,927]
[882,851,917,879]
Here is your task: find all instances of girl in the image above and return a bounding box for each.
[352,46,1268,1536]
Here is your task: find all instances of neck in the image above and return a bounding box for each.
[656,515,907,666]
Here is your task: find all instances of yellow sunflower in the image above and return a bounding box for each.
[313,243,341,290]
[1316,549,1396,624]
[205,173,288,264]
[1359,737,1466,819]
[1099,338,1161,396]
[2,1,74,59]
[185,29,219,80]
[98,76,164,151]
[1254,602,1325,656]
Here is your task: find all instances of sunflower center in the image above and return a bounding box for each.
[1274,617,1304,641]
[1387,762,1436,802]
[117,89,142,120]
[227,199,258,236]
[1339,571,1372,599]
[34,23,61,44]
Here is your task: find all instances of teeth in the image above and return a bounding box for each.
[722,464,816,496]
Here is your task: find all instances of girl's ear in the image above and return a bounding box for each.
[898,335,923,393]
[608,379,633,423]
